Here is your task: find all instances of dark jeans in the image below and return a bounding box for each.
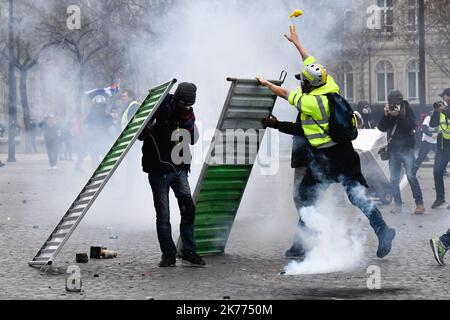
[389,149,423,207]
[297,144,387,239]
[148,170,196,257]
[415,141,436,173]
[433,147,450,202]
[440,230,450,249]
[45,139,58,167]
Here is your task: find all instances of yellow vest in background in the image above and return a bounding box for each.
[439,113,450,140]
[121,101,140,130]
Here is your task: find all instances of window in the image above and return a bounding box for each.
[406,0,418,32]
[406,60,419,102]
[336,62,354,102]
[376,60,395,102]
[377,0,394,33]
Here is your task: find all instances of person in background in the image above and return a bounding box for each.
[39,114,61,170]
[119,89,142,192]
[75,92,113,171]
[60,121,73,161]
[356,101,375,129]
[430,88,450,209]
[430,230,450,266]
[415,105,439,174]
[377,90,425,215]
[29,119,38,153]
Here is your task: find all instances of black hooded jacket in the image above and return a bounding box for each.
[139,94,199,174]
[275,114,311,168]
[377,101,417,152]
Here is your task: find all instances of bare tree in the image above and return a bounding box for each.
[38,1,111,116]
[395,0,450,79]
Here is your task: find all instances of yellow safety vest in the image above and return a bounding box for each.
[439,113,450,140]
[121,100,140,130]
[288,56,340,148]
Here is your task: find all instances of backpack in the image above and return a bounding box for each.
[312,93,358,144]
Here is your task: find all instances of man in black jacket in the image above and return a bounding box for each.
[138,82,205,268]
[429,88,450,209]
[378,90,425,214]
[264,113,311,259]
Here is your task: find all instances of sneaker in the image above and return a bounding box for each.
[414,204,425,215]
[182,252,206,267]
[285,247,306,261]
[431,200,445,209]
[158,255,176,268]
[430,238,447,266]
[390,206,402,214]
[376,226,396,258]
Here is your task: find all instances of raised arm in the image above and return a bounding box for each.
[256,77,289,100]
[284,25,310,62]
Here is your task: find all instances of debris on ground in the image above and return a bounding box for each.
[90,246,118,259]
[76,253,89,263]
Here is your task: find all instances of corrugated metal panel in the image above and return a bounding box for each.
[178,73,286,256]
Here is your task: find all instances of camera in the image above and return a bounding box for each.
[389,104,401,112]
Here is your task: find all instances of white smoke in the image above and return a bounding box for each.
[284,184,368,275]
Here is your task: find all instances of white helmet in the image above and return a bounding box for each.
[295,63,328,87]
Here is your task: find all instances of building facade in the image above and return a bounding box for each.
[327,0,449,106]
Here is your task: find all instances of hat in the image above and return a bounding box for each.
[439,88,450,97]
[357,100,370,109]
[388,90,404,105]
[174,82,197,107]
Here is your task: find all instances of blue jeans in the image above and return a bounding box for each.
[433,147,450,202]
[389,149,423,207]
[148,170,196,257]
[440,230,450,249]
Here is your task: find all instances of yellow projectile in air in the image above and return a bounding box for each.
[289,9,303,19]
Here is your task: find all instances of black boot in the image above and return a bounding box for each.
[375,226,396,258]
[368,208,396,258]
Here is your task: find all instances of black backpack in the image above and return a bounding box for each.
[312,93,358,144]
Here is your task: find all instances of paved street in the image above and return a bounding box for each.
[0,152,449,300]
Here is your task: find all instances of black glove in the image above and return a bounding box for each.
[263,114,279,128]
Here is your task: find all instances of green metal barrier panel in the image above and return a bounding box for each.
[179,73,286,255]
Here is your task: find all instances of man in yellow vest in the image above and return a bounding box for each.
[120,89,140,130]
[256,26,395,259]
[430,88,450,209]
[119,89,142,191]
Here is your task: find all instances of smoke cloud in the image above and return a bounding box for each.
[284,185,368,275]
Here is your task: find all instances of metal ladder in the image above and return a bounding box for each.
[178,72,286,255]
[29,79,177,267]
